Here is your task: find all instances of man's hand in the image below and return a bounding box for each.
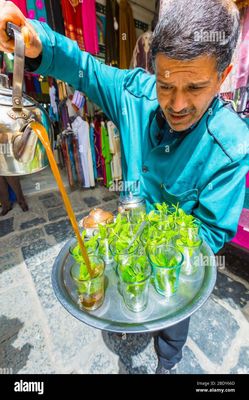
[0,0,42,58]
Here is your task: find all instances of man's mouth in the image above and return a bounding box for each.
[168,113,191,122]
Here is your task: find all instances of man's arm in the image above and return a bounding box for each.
[29,20,128,127]
[193,156,249,254]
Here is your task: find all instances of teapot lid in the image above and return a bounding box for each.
[119,192,145,205]
[82,208,114,228]
[0,74,35,107]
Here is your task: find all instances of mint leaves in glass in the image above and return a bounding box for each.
[175,215,203,275]
[69,200,205,311]
[70,255,105,311]
[117,254,151,312]
[147,245,184,297]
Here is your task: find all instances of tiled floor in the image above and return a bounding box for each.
[20,166,69,197]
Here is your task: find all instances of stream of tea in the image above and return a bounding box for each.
[29,121,93,277]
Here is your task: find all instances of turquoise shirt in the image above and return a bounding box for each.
[30,21,249,254]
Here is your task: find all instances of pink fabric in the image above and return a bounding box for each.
[231,209,249,250]
[36,0,44,9]
[82,0,99,55]
[236,8,249,89]
[12,0,28,17]
[246,173,249,188]
[28,9,35,19]
[232,225,249,251]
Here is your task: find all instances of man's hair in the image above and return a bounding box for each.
[151,0,240,75]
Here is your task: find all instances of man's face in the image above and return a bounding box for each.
[155,54,230,132]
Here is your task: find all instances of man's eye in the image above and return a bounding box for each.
[160,86,172,90]
[189,86,202,90]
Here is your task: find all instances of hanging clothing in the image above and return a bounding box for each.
[101,122,112,187]
[44,0,65,35]
[49,84,59,122]
[58,101,70,130]
[66,98,77,118]
[130,31,153,73]
[72,90,85,110]
[57,80,68,101]
[90,123,98,180]
[26,0,48,22]
[93,119,104,179]
[81,0,99,55]
[11,1,28,17]
[72,134,85,187]
[235,1,249,9]
[24,73,35,94]
[72,116,95,188]
[119,0,137,69]
[107,121,122,180]
[66,133,78,184]
[236,7,249,89]
[220,27,243,94]
[33,76,41,93]
[40,79,49,94]
[60,0,85,50]
[152,0,160,30]
[60,133,74,187]
[105,0,119,66]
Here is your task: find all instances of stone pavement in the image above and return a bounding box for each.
[0,185,249,374]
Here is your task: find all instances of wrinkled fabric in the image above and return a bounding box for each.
[119,0,136,69]
[81,0,99,55]
[130,31,153,73]
[26,0,47,22]
[60,0,85,50]
[236,7,249,89]
[11,0,28,17]
[101,121,112,188]
[105,0,119,66]
[235,0,249,10]
[30,20,249,254]
[44,0,65,35]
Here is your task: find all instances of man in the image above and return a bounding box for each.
[0,0,248,373]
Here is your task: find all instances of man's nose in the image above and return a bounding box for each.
[170,92,189,113]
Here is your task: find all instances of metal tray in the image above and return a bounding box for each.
[52,238,217,333]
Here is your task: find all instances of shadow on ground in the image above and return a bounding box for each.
[0,315,32,373]
[102,331,152,374]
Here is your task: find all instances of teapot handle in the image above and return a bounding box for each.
[6,22,24,111]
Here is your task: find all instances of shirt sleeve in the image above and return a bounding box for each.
[192,156,249,254]
[28,20,128,127]
[25,53,43,72]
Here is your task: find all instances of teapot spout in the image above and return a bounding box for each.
[12,125,38,163]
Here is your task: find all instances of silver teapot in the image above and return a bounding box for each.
[0,23,53,176]
[118,192,146,215]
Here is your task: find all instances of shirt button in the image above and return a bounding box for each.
[142,165,149,173]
